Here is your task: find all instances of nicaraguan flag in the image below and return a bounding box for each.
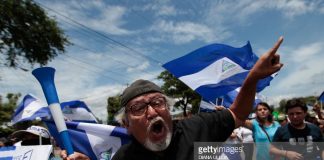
[223,87,263,108]
[319,91,324,102]
[60,100,98,123]
[199,99,217,112]
[11,94,49,124]
[200,87,263,112]
[12,94,98,124]
[45,121,130,160]
[0,145,52,160]
[163,42,274,103]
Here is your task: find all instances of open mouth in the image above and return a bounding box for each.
[149,119,167,141]
[152,120,163,133]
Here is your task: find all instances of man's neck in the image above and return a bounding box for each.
[289,122,306,129]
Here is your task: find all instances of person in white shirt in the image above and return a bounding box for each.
[237,126,254,160]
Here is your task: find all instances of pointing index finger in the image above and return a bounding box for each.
[269,36,284,56]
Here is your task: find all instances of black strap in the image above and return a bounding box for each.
[259,124,271,142]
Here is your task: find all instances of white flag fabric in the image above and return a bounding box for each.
[200,87,264,112]
[11,94,49,124]
[12,94,98,124]
[163,42,275,104]
[0,145,52,160]
[45,121,130,160]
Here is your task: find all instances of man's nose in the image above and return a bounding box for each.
[291,113,297,118]
[146,105,158,120]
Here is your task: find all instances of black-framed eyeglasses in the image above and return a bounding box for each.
[126,97,167,116]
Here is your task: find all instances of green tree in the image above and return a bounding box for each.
[0,93,53,137]
[107,95,122,126]
[0,0,70,68]
[0,93,21,137]
[157,70,201,117]
[277,96,318,113]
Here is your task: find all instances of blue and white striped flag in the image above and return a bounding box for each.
[0,145,53,160]
[223,87,263,108]
[12,94,98,124]
[200,87,264,112]
[60,100,98,123]
[11,94,49,124]
[318,91,324,103]
[45,121,130,160]
[163,42,274,104]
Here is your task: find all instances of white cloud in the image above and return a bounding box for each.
[276,0,317,18]
[265,41,324,99]
[127,61,150,72]
[80,83,125,122]
[150,20,219,44]
[284,59,323,84]
[87,6,133,35]
[41,1,133,35]
[157,5,177,16]
[292,42,323,62]
[141,1,178,17]
[320,5,324,13]
[206,0,323,30]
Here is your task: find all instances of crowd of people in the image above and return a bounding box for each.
[1,37,323,160]
[1,100,323,160]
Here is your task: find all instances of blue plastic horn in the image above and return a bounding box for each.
[32,67,74,156]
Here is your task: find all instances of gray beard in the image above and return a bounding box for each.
[143,117,172,151]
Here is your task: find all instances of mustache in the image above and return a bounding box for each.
[147,116,166,131]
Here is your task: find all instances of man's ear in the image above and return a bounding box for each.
[123,119,133,135]
[122,119,129,128]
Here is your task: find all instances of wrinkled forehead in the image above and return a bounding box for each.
[127,92,163,105]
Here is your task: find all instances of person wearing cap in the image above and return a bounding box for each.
[11,125,51,146]
[270,98,324,160]
[63,37,284,160]
[11,125,63,160]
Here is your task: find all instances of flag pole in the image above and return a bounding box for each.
[36,117,42,145]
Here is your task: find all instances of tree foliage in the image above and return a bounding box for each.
[157,70,201,116]
[0,0,70,68]
[107,95,122,126]
[277,96,318,113]
[0,93,21,137]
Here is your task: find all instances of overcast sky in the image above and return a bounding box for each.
[1,0,324,122]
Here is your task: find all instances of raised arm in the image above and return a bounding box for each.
[229,36,284,127]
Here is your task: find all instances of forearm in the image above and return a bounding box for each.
[229,36,283,127]
[269,145,287,158]
[229,73,258,124]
